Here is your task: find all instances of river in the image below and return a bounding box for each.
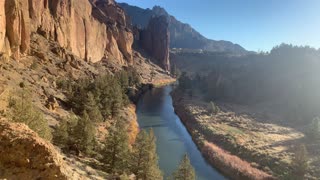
[136,86,225,180]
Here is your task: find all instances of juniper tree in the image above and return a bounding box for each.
[307,116,320,140]
[53,118,69,147]
[209,101,220,115]
[9,90,52,141]
[130,129,162,180]
[173,154,195,180]
[103,118,130,173]
[73,111,96,155]
[53,114,78,151]
[116,70,129,93]
[84,92,103,122]
[290,144,309,180]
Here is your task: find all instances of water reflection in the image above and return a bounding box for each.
[136,86,225,180]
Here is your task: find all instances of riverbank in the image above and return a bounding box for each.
[171,88,279,180]
[136,86,224,179]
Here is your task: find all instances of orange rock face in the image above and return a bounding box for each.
[0,0,133,64]
[0,120,69,179]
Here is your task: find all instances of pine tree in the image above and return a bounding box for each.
[53,119,69,147]
[173,154,195,180]
[290,144,309,180]
[9,90,52,141]
[73,111,96,154]
[84,92,103,122]
[53,114,78,151]
[103,118,130,173]
[116,70,129,93]
[130,129,163,180]
[307,117,320,140]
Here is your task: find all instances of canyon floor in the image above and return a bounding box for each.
[172,88,319,179]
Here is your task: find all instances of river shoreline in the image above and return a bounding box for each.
[135,86,224,179]
[171,88,274,180]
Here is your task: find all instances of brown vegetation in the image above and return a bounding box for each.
[202,141,273,180]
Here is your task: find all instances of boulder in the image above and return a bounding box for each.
[0,120,69,179]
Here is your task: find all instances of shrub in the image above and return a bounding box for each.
[8,90,52,141]
[53,112,96,155]
[289,144,309,179]
[30,61,39,70]
[209,101,220,115]
[306,117,320,140]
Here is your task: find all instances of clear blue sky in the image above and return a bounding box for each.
[117,0,320,51]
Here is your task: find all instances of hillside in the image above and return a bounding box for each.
[0,0,174,179]
[119,3,248,55]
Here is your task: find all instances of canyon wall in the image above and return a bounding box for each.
[140,15,170,71]
[0,0,133,64]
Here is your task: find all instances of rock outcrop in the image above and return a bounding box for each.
[0,120,70,179]
[140,16,170,71]
[0,0,133,64]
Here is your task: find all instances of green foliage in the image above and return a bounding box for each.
[54,119,69,146]
[289,144,309,180]
[103,118,130,173]
[209,101,220,115]
[83,92,103,122]
[173,154,195,180]
[306,117,320,140]
[8,90,52,141]
[73,111,96,154]
[130,129,163,180]
[116,71,129,93]
[56,78,72,91]
[66,73,131,120]
[53,112,96,155]
[19,81,25,88]
[30,61,39,70]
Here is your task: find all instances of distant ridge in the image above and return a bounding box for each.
[119,3,248,55]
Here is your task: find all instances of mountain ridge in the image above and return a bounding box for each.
[119,3,248,55]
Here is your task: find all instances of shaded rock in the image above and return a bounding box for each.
[140,15,170,71]
[46,95,59,111]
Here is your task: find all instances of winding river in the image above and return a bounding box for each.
[136,86,225,180]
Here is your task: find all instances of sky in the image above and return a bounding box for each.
[117,0,320,52]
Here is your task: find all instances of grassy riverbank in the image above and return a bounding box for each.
[171,88,316,179]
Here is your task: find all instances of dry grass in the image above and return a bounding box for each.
[202,141,274,180]
[171,90,311,178]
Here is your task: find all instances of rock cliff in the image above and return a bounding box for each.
[0,0,133,64]
[140,16,170,71]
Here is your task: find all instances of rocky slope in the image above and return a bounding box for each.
[0,0,175,178]
[119,3,248,55]
[0,120,109,180]
[0,0,133,64]
[0,31,173,179]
